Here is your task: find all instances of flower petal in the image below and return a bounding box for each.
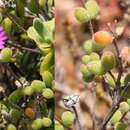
[0,44,4,49]
[0,32,6,37]
[0,41,5,45]
[0,36,8,41]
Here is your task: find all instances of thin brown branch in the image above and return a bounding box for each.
[120,112,127,122]
[5,12,26,33]
[89,21,94,36]
[108,71,116,83]
[107,25,123,90]
[72,106,83,130]
[92,83,97,130]
[99,104,119,130]
[99,83,130,130]
[113,39,123,89]
[8,42,40,54]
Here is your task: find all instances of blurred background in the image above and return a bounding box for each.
[55,0,130,130]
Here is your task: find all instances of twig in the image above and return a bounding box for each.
[72,106,83,130]
[92,82,97,130]
[103,77,114,99]
[8,42,40,54]
[99,82,130,130]
[107,25,123,90]
[5,12,26,33]
[113,38,123,90]
[99,23,125,130]
[120,82,130,97]
[89,21,94,36]
[79,0,94,35]
[120,112,127,122]
[6,64,23,87]
[108,71,116,83]
[99,103,119,130]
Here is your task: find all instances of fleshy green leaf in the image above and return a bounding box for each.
[75,7,90,23]
[85,0,100,19]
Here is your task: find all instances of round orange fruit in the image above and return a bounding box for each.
[25,107,35,119]
[94,31,113,47]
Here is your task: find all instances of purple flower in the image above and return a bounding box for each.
[0,26,8,49]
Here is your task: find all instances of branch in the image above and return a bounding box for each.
[108,71,116,83]
[99,82,130,130]
[89,21,94,36]
[72,106,83,130]
[8,42,40,54]
[99,103,118,130]
[107,24,123,90]
[113,38,123,89]
[92,83,97,130]
[5,12,26,33]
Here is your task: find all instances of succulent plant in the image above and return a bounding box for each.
[0,1,54,130]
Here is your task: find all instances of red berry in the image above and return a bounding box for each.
[94,31,113,47]
[25,107,35,119]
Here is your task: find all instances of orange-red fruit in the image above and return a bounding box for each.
[94,31,113,47]
[25,107,35,119]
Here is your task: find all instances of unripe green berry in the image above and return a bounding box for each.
[83,39,103,54]
[61,111,75,128]
[110,110,122,124]
[55,122,64,130]
[121,75,125,86]
[42,88,54,99]
[101,51,116,71]
[92,41,104,52]
[40,51,54,75]
[32,118,43,130]
[48,0,53,6]
[8,88,23,103]
[87,60,106,75]
[81,55,90,64]
[80,64,94,82]
[83,39,94,54]
[0,48,12,62]
[124,73,130,86]
[39,0,46,8]
[90,52,100,61]
[10,109,22,121]
[0,103,9,113]
[119,102,130,114]
[85,0,100,19]
[23,86,34,96]
[31,80,46,93]
[2,17,12,36]
[42,117,52,127]
[41,71,53,87]
[115,122,127,130]
[105,74,115,88]
[7,124,17,130]
[75,7,90,23]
